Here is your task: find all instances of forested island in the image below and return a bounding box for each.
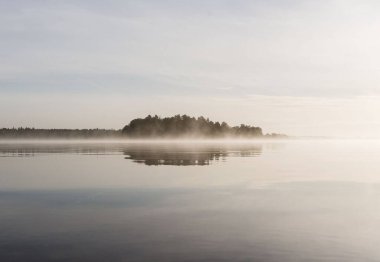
[0,115,286,139]
[123,115,264,137]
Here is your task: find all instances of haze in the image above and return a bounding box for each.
[2,0,380,137]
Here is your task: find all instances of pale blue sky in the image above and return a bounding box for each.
[2,0,380,136]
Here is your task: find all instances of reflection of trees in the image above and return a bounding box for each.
[123,144,263,166]
[0,144,114,157]
[124,150,226,166]
[0,143,264,166]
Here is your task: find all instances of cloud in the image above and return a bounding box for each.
[1,0,380,97]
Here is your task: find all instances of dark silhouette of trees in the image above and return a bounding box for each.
[0,115,286,139]
[0,128,121,139]
[122,114,263,138]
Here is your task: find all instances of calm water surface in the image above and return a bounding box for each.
[1,140,380,261]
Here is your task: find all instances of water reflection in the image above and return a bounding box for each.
[3,141,380,261]
[123,144,262,166]
[0,143,114,157]
[1,182,379,262]
[0,142,263,166]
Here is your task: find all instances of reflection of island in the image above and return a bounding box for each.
[123,144,263,166]
[0,142,264,166]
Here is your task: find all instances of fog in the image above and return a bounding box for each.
[3,94,380,138]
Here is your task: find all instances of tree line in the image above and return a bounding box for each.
[0,128,122,139]
[122,114,264,138]
[0,115,286,139]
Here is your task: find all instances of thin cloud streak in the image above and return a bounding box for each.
[1,1,380,97]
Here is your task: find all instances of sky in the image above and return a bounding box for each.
[1,0,380,137]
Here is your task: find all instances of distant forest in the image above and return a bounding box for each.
[0,115,286,139]
[0,128,121,139]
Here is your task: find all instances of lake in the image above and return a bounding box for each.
[1,140,380,261]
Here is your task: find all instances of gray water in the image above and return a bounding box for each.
[1,140,380,261]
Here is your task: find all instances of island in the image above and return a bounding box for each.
[124,115,263,138]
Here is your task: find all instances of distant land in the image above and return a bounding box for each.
[0,115,286,139]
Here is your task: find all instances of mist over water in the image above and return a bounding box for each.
[1,140,380,261]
